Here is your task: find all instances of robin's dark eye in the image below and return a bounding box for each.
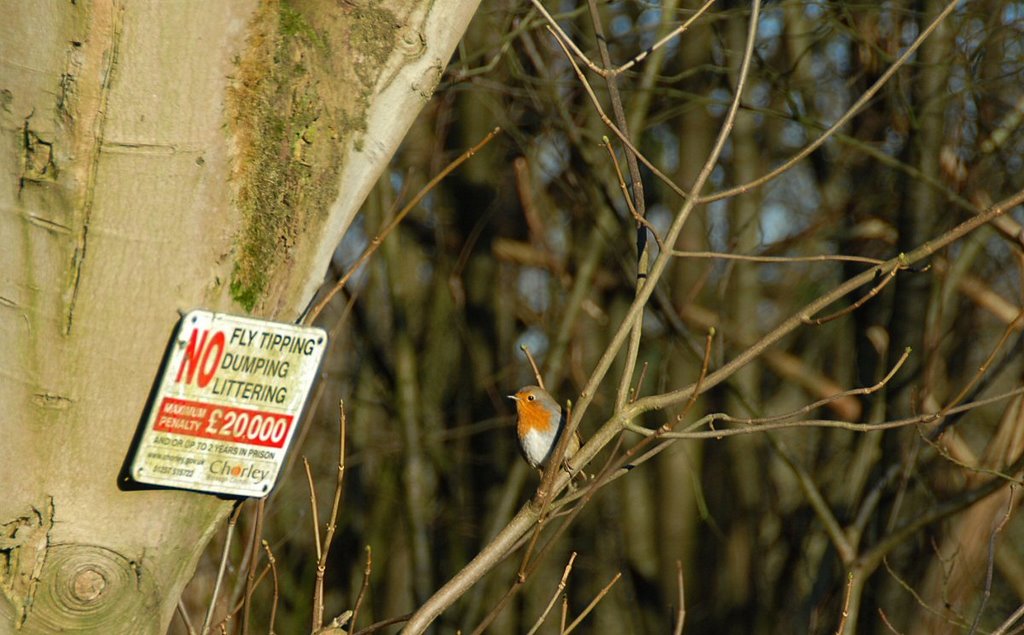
[527,395,535,401]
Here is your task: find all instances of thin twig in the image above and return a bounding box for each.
[878,608,903,635]
[834,572,854,635]
[528,0,715,78]
[672,250,884,266]
[526,552,577,635]
[480,431,613,634]
[622,387,1024,442]
[968,486,1017,635]
[602,136,664,252]
[622,342,913,446]
[804,264,902,326]
[177,598,197,635]
[672,560,685,635]
[545,25,690,202]
[514,157,556,260]
[351,546,373,634]
[706,347,911,428]
[562,572,622,634]
[613,0,716,76]
[991,601,1024,635]
[353,613,413,635]
[630,361,648,404]
[314,401,349,631]
[262,541,279,635]
[303,455,325,631]
[211,564,274,633]
[560,594,569,634]
[470,583,519,635]
[201,501,243,635]
[680,328,714,423]
[304,457,323,561]
[240,498,265,635]
[944,310,1024,414]
[517,524,544,584]
[878,554,949,627]
[304,127,502,325]
[622,385,1024,441]
[521,345,545,389]
[473,447,584,635]
[774,439,854,564]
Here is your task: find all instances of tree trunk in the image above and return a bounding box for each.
[0,1,478,632]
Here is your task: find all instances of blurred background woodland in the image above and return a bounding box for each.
[176,1,1024,633]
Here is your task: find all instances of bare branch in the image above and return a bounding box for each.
[991,601,1024,635]
[527,0,716,78]
[672,250,885,266]
[262,541,279,635]
[673,560,686,635]
[304,127,502,325]
[303,457,322,561]
[562,571,621,634]
[240,498,265,635]
[350,546,372,634]
[602,137,664,252]
[623,387,1024,442]
[201,501,243,635]
[313,401,348,632]
[520,344,546,389]
[967,487,1016,635]
[525,552,576,635]
[177,599,197,635]
[835,572,854,635]
[624,188,1024,419]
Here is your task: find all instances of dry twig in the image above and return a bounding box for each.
[350,546,373,634]
[201,501,243,635]
[562,572,622,634]
[304,127,501,325]
[525,552,577,635]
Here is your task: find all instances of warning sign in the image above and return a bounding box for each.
[131,310,327,497]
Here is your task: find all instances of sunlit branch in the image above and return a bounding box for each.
[967,487,1016,635]
[625,187,1024,418]
[622,386,1024,441]
[525,552,576,635]
[304,127,502,326]
[602,136,664,252]
[672,250,885,266]
[528,0,716,78]
[562,572,622,634]
[802,263,903,326]
[519,344,546,390]
[546,25,691,202]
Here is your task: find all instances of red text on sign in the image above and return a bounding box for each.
[175,329,225,388]
[154,397,292,448]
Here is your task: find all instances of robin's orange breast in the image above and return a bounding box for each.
[516,402,556,437]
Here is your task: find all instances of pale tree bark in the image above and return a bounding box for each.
[0,1,478,633]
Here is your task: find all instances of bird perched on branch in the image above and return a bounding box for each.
[508,385,581,474]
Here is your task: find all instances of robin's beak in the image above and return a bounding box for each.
[507,394,517,401]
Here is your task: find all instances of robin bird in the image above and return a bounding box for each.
[508,385,581,474]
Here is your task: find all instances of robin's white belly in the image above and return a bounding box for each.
[520,428,557,468]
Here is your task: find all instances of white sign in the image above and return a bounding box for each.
[131,310,327,497]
